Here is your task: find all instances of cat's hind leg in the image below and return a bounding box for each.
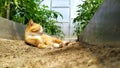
[45,41,62,48]
[52,38,63,44]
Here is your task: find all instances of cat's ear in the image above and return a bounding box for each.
[29,19,34,26]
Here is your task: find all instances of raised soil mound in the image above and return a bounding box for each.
[0,39,120,68]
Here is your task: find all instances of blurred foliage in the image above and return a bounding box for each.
[73,0,103,36]
[0,0,64,38]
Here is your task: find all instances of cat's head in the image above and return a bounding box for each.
[26,19,43,34]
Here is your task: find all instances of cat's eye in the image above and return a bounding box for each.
[31,29,39,32]
[31,27,40,32]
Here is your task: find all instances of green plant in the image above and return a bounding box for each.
[73,0,103,36]
[0,0,64,38]
[0,0,8,18]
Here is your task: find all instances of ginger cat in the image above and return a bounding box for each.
[25,19,69,49]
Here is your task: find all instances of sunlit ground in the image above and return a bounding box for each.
[0,39,119,68]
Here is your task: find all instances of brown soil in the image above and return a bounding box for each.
[0,39,120,68]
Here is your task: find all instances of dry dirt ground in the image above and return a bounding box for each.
[0,39,120,68]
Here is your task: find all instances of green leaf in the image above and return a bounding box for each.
[73,0,103,35]
[14,0,21,8]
